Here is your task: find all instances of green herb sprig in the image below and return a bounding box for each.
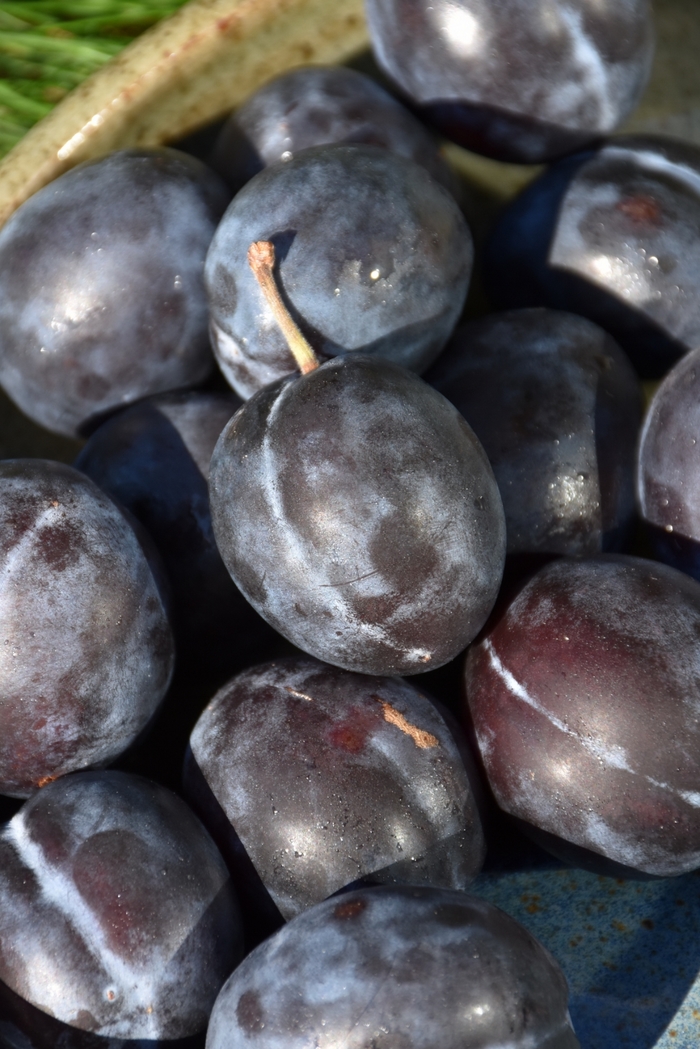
[0,1,188,156]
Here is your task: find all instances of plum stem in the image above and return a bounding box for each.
[248,240,320,375]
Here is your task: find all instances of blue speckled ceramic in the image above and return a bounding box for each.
[473,865,700,1049]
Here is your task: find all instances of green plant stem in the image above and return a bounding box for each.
[0,0,189,157]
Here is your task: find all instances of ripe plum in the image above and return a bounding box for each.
[209,64,455,194]
[0,459,174,798]
[207,885,580,1049]
[485,136,700,377]
[637,345,700,578]
[74,390,277,678]
[364,0,654,163]
[185,657,486,923]
[0,770,242,1040]
[0,148,228,437]
[204,144,472,399]
[209,348,505,676]
[466,554,700,877]
[426,308,643,560]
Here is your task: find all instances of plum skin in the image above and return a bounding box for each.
[205,143,472,399]
[426,307,643,560]
[0,770,243,1041]
[209,354,506,677]
[365,0,654,164]
[186,656,486,922]
[0,459,175,798]
[206,885,580,1049]
[0,148,228,437]
[466,554,700,877]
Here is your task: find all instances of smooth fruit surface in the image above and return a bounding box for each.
[209,355,506,676]
[0,148,227,436]
[0,771,242,1040]
[365,0,654,163]
[207,885,579,1049]
[0,459,174,798]
[205,144,472,398]
[188,657,485,920]
[466,555,700,877]
[426,308,643,558]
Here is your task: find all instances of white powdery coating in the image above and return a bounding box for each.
[0,462,173,796]
[206,888,575,1049]
[485,636,700,811]
[604,145,700,197]
[190,660,483,918]
[212,356,505,675]
[484,638,633,773]
[367,0,652,132]
[0,773,235,1039]
[4,816,161,1038]
[549,140,700,350]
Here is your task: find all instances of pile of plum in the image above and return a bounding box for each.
[1,0,699,1046]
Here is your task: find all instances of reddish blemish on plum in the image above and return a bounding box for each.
[617,194,662,224]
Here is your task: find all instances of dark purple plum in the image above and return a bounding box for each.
[637,345,700,577]
[364,0,654,163]
[204,144,472,399]
[0,459,174,797]
[425,308,643,561]
[209,352,505,676]
[74,390,277,678]
[0,148,229,437]
[208,64,456,194]
[207,885,579,1049]
[0,771,242,1041]
[485,136,700,377]
[466,554,700,877]
[185,657,485,924]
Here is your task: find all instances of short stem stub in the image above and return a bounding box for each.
[248,240,320,375]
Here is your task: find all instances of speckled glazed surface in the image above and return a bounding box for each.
[474,863,700,1049]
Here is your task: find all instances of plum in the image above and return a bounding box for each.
[185,657,486,926]
[466,554,700,877]
[0,459,174,798]
[0,771,242,1041]
[207,885,579,1049]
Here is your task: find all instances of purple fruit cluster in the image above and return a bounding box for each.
[1,1,700,1045]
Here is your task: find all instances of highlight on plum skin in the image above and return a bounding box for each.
[426,307,643,561]
[206,885,580,1049]
[185,657,486,927]
[0,148,229,438]
[0,459,175,799]
[0,770,243,1042]
[364,0,654,164]
[204,143,473,399]
[209,352,506,677]
[637,343,700,579]
[485,135,700,378]
[465,554,700,877]
[208,64,456,195]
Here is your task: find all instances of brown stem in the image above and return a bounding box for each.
[247,240,320,375]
